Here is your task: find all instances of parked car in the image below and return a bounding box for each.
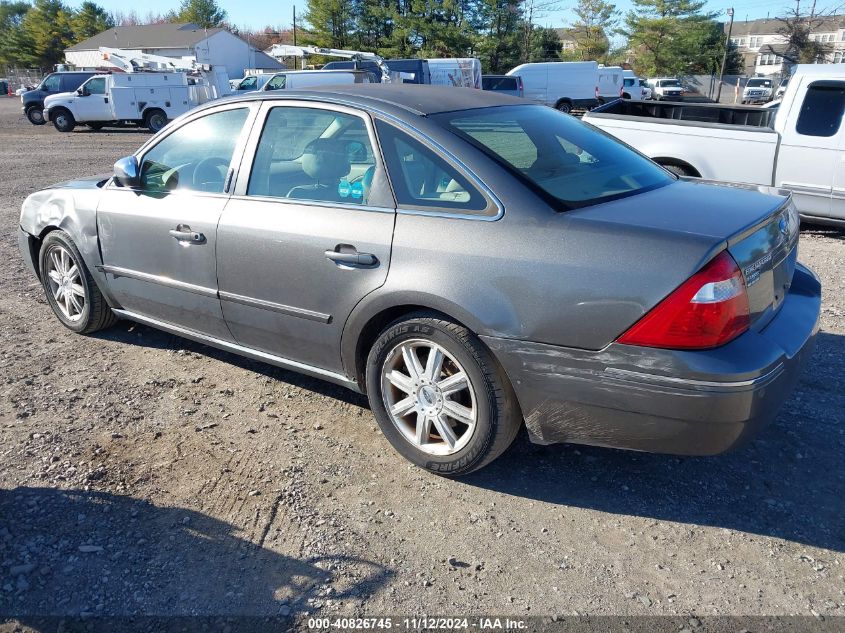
[481,74,524,97]
[21,71,97,125]
[639,78,653,100]
[261,70,374,91]
[583,64,845,226]
[232,73,275,92]
[646,77,684,100]
[506,61,599,113]
[776,77,789,99]
[742,77,774,104]
[322,59,431,84]
[18,85,820,475]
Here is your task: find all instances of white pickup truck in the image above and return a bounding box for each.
[583,65,845,226]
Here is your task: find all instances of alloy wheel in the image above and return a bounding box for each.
[380,339,477,456]
[44,244,85,322]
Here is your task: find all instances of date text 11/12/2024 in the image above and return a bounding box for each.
[306,617,528,630]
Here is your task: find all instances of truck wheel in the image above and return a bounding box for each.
[145,110,167,133]
[26,107,46,125]
[365,311,521,476]
[52,109,75,133]
[556,101,572,114]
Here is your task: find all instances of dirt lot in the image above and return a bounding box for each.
[0,97,844,624]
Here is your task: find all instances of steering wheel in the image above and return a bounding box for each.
[192,157,230,192]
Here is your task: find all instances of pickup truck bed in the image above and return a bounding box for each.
[587,99,777,128]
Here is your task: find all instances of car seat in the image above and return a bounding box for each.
[287,139,351,202]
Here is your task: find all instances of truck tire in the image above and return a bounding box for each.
[661,163,694,177]
[145,110,168,133]
[52,109,75,133]
[26,106,46,125]
[556,101,572,114]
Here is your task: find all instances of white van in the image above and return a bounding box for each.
[427,58,482,88]
[622,69,645,100]
[506,61,598,113]
[597,65,624,101]
[261,70,374,91]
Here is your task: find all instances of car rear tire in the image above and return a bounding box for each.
[145,110,167,133]
[365,312,521,476]
[26,107,45,125]
[38,231,117,334]
[52,109,75,133]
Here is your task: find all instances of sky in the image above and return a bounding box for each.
[67,0,842,34]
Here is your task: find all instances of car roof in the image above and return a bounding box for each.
[216,84,526,117]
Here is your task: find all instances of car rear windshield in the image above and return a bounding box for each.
[482,76,518,90]
[434,105,673,209]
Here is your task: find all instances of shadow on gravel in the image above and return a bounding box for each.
[464,331,845,553]
[92,322,369,408]
[0,487,390,619]
[802,223,845,241]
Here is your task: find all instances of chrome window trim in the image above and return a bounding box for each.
[226,194,395,215]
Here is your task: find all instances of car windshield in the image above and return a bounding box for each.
[659,79,682,87]
[435,105,673,209]
[748,79,772,88]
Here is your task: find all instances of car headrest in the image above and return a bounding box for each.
[301,139,350,183]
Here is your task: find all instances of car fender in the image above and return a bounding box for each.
[19,181,118,307]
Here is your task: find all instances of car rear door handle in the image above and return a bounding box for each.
[169,225,205,243]
[325,248,378,267]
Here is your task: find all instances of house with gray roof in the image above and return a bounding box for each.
[65,23,284,80]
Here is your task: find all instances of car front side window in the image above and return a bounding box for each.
[246,106,378,205]
[85,78,106,95]
[41,75,60,92]
[265,75,286,91]
[138,107,249,194]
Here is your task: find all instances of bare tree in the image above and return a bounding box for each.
[770,3,845,64]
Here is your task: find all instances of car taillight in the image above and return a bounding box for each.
[617,251,750,349]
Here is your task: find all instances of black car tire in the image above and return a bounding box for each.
[145,109,168,133]
[38,230,117,334]
[556,101,572,114]
[365,312,521,476]
[52,108,75,133]
[26,106,46,125]
[662,163,693,177]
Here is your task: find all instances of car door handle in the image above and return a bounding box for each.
[325,248,378,267]
[169,226,205,243]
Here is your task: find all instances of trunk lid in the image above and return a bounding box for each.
[571,179,798,331]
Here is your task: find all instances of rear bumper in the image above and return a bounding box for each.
[482,264,821,455]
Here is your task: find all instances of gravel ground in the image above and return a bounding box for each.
[0,97,843,625]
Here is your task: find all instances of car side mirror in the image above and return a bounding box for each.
[113,156,139,188]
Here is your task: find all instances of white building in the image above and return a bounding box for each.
[65,23,284,80]
[726,16,845,76]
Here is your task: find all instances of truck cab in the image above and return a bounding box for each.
[742,77,774,104]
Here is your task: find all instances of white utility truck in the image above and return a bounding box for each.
[506,61,599,113]
[43,47,230,133]
[582,65,845,226]
[427,58,482,89]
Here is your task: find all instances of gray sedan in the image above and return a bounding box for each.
[18,85,821,475]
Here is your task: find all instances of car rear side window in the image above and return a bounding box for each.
[375,121,490,214]
[247,106,378,205]
[482,77,517,90]
[139,107,249,194]
[796,81,845,137]
[437,104,672,209]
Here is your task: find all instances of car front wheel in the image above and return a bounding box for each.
[26,107,45,125]
[366,312,521,476]
[52,109,75,132]
[38,231,117,334]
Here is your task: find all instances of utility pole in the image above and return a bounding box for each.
[716,7,735,103]
[292,7,298,70]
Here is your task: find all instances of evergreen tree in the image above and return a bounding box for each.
[302,0,357,48]
[624,0,713,76]
[19,0,75,68]
[173,0,227,29]
[72,1,114,41]
[567,0,618,62]
[0,0,29,68]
